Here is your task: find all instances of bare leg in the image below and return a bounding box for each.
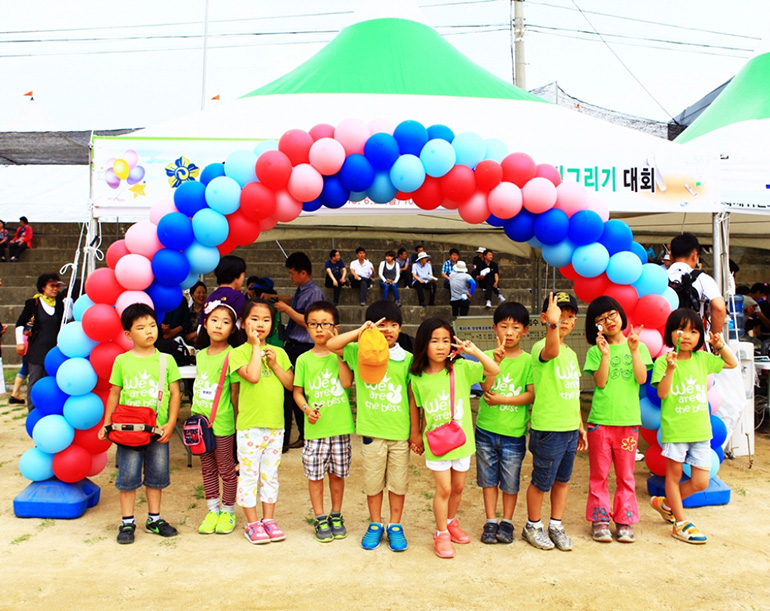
[329,473,345,513]
[243,505,259,523]
[526,483,545,522]
[482,487,499,520]
[262,501,276,520]
[145,487,162,515]
[664,459,686,522]
[502,492,518,521]
[308,478,325,515]
[388,491,405,524]
[119,489,136,517]
[549,481,569,521]
[447,469,467,520]
[432,470,452,530]
[367,491,384,523]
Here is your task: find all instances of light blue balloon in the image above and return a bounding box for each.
[420,138,456,178]
[192,208,229,247]
[542,239,576,268]
[389,154,426,193]
[253,140,279,156]
[349,190,367,202]
[181,269,201,290]
[527,236,544,249]
[633,263,669,298]
[368,171,398,204]
[452,131,485,169]
[663,286,680,311]
[682,449,720,479]
[57,321,98,358]
[205,176,242,215]
[56,357,97,397]
[572,243,610,278]
[484,138,509,162]
[73,294,94,322]
[656,427,663,447]
[224,149,258,187]
[640,396,661,430]
[33,414,75,454]
[63,393,104,430]
[185,241,221,275]
[606,251,643,285]
[19,447,55,482]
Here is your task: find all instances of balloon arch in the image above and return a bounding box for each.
[17,118,727,504]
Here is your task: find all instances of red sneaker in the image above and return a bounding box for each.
[447,519,471,544]
[434,531,455,558]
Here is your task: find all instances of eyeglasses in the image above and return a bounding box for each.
[595,311,620,326]
[307,322,336,329]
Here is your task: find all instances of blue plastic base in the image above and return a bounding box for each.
[647,475,731,507]
[13,478,101,519]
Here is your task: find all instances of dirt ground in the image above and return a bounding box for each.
[2,395,770,611]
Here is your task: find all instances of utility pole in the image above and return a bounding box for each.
[513,0,526,90]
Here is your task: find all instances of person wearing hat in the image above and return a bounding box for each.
[471,246,487,279]
[9,216,33,262]
[448,261,476,317]
[411,251,437,307]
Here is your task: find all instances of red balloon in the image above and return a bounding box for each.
[441,165,475,202]
[412,176,443,210]
[259,216,278,232]
[308,123,335,141]
[113,328,134,351]
[457,191,490,224]
[640,426,658,446]
[644,441,665,477]
[501,152,537,187]
[255,150,292,190]
[226,209,261,246]
[74,418,111,455]
[88,451,109,477]
[85,268,124,305]
[559,263,579,281]
[240,181,276,221]
[81,304,122,343]
[573,273,610,304]
[278,129,313,165]
[106,239,130,269]
[395,190,412,200]
[90,342,125,380]
[605,283,639,318]
[535,163,562,187]
[52,444,93,483]
[94,377,112,392]
[217,233,239,255]
[474,159,503,191]
[634,294,671,329]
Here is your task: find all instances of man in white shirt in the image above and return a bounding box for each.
[350,246,375,306]
[411,251,437,307]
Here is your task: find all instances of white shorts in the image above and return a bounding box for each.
[425,455,472,473]
[661,440,711,470]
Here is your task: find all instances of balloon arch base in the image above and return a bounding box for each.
[13,478,100,519]
[647,475,731,508]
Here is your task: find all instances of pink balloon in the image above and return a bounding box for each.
[368,118,395,136]
[273,190,303,223]
[309,123,335,141]
[638,328,664,358]
[125,221,162,259]
[458,191,490,224]
[707,374,716,389]
[149,199,179,225]
[115,254,154,291]
[88,451,109,476]
[334,118,369,156]
[106,239,130,269]
[535,163,561,187]
[521,177,558,214]
[115,290,154,315]
[113,327,134,350]
[708,385,721,415]
[588,197,611,222]
[104,168,120,189]
[554,182,589,218]
[287,163,324,202]
[308,138,346,176]
[487,182,523,219]
[259,216,278,232]
[123,150,139,169]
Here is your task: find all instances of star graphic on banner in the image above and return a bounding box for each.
[129,183,146,198]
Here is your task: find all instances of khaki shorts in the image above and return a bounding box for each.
[360,438,410,496]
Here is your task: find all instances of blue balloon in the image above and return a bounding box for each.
[339,154,375,192]
[33,414,75,455]
[368,171,398,204]
[348,191,367,202]
[224,149,258,187]
[205,176,241,215]
[420,138,456,178]
[484,138,509,162]
[30,377,69,416]
[568,210,604,246]
[192,208,228,247]
[173,180,207,217]
[713,445,724,462]
[302,198,323,212]
[606,251,643,285]
[157,212,195,251]
[663,286,680,311]
[645,380,661,406]
[633,263,669,298]
[56,357,97,396]
[180,269,201,291]
[452,131,485,169]
[72,294,94,321]
[534,208,569,246]
[640,396,661,430]
[146,281,184,313]
[151,249,191,287]
[185,241,221,275]
[19,447,55,482]
[25,408,44,438]
[710,414,728,448]
[393,120,429,156]
[44,346,68,377]
[486,214,505,227]
[542,239,576,268]
[656,427,663,447]
[683,449,720,479]
[599,219,634,256]
[427,124,455,142]
[631,241,648,265]
[63,393,104,430]
[389,154,425,193]
[253,140,279,157]
[503,209,536,242]
[364,133,400,171]
[572,243,610,278]
[527,236,544,249]
[57,321,98,358]
[319,174,350,209]
[200,162,226,186]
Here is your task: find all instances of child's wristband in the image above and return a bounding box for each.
[545,323,558,329]
[713,344,724,352]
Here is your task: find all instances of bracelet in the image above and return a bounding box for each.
[545,322,558,329]
[301,404,309,413]
[713,344,724,352]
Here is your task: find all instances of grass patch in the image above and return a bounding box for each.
[421,491,434,500]
[305,516,316,525]
[84,536,106,545]
[36,519,55,531]
[409,464,421,477]
[11,534,31,545]
[734,485,747,496]
[188,502,198,510]
[193,485,205,500]
[178,516,188,527]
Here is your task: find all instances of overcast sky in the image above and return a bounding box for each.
[1,0,767,131]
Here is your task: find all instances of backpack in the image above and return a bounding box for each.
[182,414,216,455]
[669,269,704,312]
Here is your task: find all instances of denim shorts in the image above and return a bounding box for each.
[528,429,579,492]
[475,426,526,495]
[661,440,712,469]
[115,439,170,491]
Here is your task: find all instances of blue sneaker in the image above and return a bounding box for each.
[386,523,408,552]
[361,522,384,550]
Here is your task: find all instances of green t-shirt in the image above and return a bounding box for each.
[109,350,181,427]
[294,351,354,440]
[191,346,238,436]
[651,350,724,443]
[343,342,413,440]
[411,358,483,461]
[583,342,652,426]
[527,338,581,432]
[229,342,291,430]
[476,350,532,437]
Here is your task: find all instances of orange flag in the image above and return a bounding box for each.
[23,91,33,97]
[211,95,220,100]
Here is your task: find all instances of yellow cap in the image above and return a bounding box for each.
[358,328,389,385]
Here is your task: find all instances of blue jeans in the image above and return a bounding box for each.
[528,429,579,492]
[380,281,400,302]
[115,439,171,491]
[475,426,526,494]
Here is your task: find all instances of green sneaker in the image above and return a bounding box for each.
[329,512,347,539]
[314,515,334,543]
[215,511,236,535]
[199,511,220,535]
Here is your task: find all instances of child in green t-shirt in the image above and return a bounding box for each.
[476,302,534,545]
[327,301,413,552]
[293,301,354,543]
[522,292,587,552]
[583,296,651,544]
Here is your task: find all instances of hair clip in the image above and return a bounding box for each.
[204,299,237,318]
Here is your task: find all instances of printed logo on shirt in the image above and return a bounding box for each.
[556,361,580,401]
[123,370,160,406]
[491,373,524,413]
[609,354,634,381]
[363,374,404,413]
[669,375,708,414]
[423,390,465,425]
[307,368,348,408]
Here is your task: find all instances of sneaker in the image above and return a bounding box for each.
[485,300,492,308]
[0,256,5,262]
[10,257,17,262]
[480,522,498,544]
[117,522,136,544]
[360,301,366,306]
[329,512,347,539]
[650,496,675,524]
[8,396,25,404]
[244,521,270,544]
[215,511,236,535]
[635,451,645,462]
[199,511,220,535]
[498,294,506,303]
[548,525,573,551]
[261,519,285,541]
[145,518,178,537]
[361,522,384,550]
[386,524,408,552]
[314,516,334,543]
[395,300,401,307]
[591,521,612,543]
[522,523,554,550]
[496,521,514,544]
[616,523,635,543]
[672,521,707,545]
[447,519,470,544]
[434,531,455,559]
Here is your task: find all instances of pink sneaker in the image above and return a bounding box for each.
[261,519,286,542]
[244,522,270,544]
[434,531,455,559]
[447,519,471,544]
